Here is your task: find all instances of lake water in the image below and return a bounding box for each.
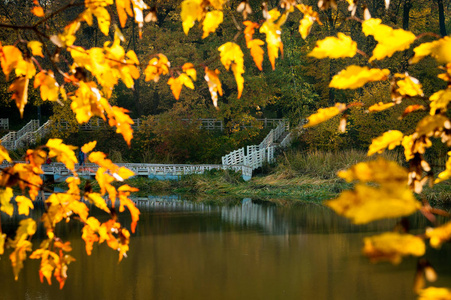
[1,197,451,300]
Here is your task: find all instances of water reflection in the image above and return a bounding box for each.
[0,197,450,300]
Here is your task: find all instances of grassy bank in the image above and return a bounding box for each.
[62,149,450,206]
[119,149,451,206]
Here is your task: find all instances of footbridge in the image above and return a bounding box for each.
[1,120,293,181]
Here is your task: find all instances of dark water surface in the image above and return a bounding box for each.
[1,198,451,300]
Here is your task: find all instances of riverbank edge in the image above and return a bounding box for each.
[118,170,451,206]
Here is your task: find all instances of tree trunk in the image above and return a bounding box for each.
[402,0,412,30]
[437,0,447,36]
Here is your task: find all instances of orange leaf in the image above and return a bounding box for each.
[204,68,223,107]
[81,141,97,153]
[31,6,45,17]
[9,77,29,118]
[0,44,23,80]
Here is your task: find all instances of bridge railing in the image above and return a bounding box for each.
[222,120,291,173]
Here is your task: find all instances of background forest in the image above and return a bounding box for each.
[0,0,449,163]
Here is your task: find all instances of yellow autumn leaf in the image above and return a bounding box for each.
[81,141,97,153]
[15,59,36,79]
[46,139,78,171]
[337,158,409,184]
[86,193,111,213]
[0,44,23,80]
[326,183,420,224]
[107,106,134,146]
[362,18,416,62]
[296,4,322,39]
[304,103,346,128]
[395,74,424,98]
[363,232,425,264]
[435,151,451,183]
[410,36,451,64]
[92,6,111,36]
[202,10,223,39]
[415,115,449,137]
[430,89,451,115]
[1,187,14,216]
[0,233,6,255]
[204,67,223,107]
[27,41,44,57]
[368,130,404,156]
[181,0,202,35]
[144,54,170,82]
[9,76,29,118]
[426,221,451,248]
[34,71,59,101]
[218,42,245,98]
[167,74,194,100]
[330,65,390,89]
[308,33,357,59]
[0,144,11,162]
[247,39,264,71]
[418,287,451,300]
[15,196,34,216]
[260,9,283,70]
[182,63,197,81]
[368,102,395,112]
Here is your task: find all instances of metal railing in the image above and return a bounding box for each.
[0,118,8,129]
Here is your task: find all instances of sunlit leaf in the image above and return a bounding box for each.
[418,287,451,299]
[202,10,223,39]
[81,141,97,153]
[395,73,424,98]
[182,63,197,81]
[308,33,357,59]
[296,4,322,39]
[435,151,451,184]
[410,36,451,64]
[0,44,23,80]
[118,185,140,233]
[218,42,245,98]
[303,103,346,128]
[0,187,14,216]
[430,89,451,115]
[15,196,34,216]
[27,41,44,57]
[31,6,45,17]
[34,71,59,101]
[362,18,416,62]
[167,74,194,100]
[363,232,425,264]
[368,102,395,112]
[144,54,170,82]
[0,144,11,162]
[337,158,409,184]
[368,130,403,156]
[181,0,202,35]
[0,233,6,255]
[329,66,390,89]
[426,221,451,248]
[326,183,420,224]
[328,159,420,224]
[9,76,29,118]
[46,139,78,171]
[259,9,283,70]
[204,67,223,107]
